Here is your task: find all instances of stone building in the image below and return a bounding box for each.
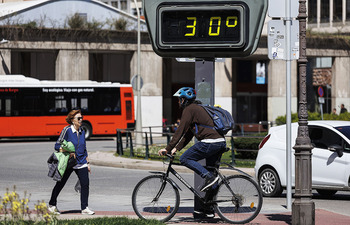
[1,0,350,131]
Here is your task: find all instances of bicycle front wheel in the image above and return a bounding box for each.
[214,175,263,224]
[132,175,180,222]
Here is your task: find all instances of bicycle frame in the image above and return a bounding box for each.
[153,154,243,206]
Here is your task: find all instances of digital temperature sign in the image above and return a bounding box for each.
[158,5,245,48]
[144,0,268,57]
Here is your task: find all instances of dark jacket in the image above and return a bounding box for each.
[165,103,223,153]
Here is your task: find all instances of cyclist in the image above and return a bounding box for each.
[158,87,226,192]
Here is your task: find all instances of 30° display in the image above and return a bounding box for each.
[159,6,244,47]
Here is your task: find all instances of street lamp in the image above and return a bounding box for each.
[292,0,315,224]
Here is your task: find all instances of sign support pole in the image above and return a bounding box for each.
[194,58,215,215]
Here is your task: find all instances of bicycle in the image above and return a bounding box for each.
[132,150,263,224]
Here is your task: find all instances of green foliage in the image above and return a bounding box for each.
[110,18,128,31]
[276,111,350,125]
[67,13,86,29]
[0,186,57,224]
[86,19,104,30]
[19,21,37,29]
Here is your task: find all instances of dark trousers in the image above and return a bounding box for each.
[49,167,89,210]
[180,141,226,178]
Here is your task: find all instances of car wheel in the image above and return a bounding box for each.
[81,122,92,139]
[316,189,337,196]
[258,168,283,197]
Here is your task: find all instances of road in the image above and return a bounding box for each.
[0,138,194,212]
[0,138,350,217]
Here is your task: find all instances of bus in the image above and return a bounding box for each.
[0,75,135,139]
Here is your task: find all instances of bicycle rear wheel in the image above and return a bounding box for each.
[132,175,180,222]
[214,175,263,224]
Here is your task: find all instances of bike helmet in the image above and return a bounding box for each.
[173,87,196,100]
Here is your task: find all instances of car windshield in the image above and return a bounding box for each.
[335,126,350,139]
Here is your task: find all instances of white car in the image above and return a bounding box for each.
[255,120,350,197]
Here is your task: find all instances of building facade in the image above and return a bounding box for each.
[1,0,350,131]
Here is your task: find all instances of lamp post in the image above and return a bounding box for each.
[292,0,315,224]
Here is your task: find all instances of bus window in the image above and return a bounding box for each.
[5,99,11,116]
[0,99,3,116]
[81,98,88,112]
[71,98,78,109]
[23,96,40,116]
[55,95,67,113]
[126,100,132,120]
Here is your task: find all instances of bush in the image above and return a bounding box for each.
[276,111,350,125]
[67,13,86,29]
[111,18,128,31]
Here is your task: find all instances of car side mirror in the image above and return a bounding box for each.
[328,144,344,157]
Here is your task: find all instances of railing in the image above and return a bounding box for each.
[116,125,266,166]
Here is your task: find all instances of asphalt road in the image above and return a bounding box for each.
[1,138,350,217]
[0,138,195,212]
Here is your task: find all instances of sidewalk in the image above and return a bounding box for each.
[65,151,350,224]
[56,209,350,225]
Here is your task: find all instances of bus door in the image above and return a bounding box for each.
[0,97,12,136]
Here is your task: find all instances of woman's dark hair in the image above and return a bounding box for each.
[65,109,81,125]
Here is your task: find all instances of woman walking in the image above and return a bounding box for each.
[48,109,94,215]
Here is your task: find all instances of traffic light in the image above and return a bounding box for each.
[144,0,268,58]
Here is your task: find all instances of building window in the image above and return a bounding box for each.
[321,0,330,23]
[316,57,332,68]
[308,0,317,23]
[120,0,127,11]
[333,0,343,22]
[347,0,350,20]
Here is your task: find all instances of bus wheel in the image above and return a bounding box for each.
[81,122,92,139]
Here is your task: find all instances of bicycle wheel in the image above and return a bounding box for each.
[132,175,180,222]
[214,175,263,224]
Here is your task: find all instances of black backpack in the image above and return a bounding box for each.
[197,105,235,136]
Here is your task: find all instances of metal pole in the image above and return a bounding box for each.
[145,132,149,159]
[129,132,134,157]
[285,0,292,210]
[134,0,142,147]
[231,136,235,166]
[292,0,315,224]
[194,59,215,215]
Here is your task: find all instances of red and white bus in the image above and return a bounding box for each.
[0,75,134,139]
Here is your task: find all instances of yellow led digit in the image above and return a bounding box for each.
[209,17,221,36]
[226,16,238,28]
[185,17,196,36]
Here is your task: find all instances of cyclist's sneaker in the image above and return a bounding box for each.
[193,210,215,218]
[200,176,219,192]
[81,207,95,215]
[48,205,60,215]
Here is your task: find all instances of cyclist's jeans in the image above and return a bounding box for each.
[180,141,226,179]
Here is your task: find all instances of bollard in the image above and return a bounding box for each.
[125,131,129,148]
[145,132,149,159]
[129,131,134,157]
[231,136,235,166]
[149,127,153,145]
[166,133,171,144]
[116,130,123,155]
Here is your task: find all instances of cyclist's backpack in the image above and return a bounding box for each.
[197,105,235,136]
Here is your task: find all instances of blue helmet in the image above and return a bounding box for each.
[173,87,196,100]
